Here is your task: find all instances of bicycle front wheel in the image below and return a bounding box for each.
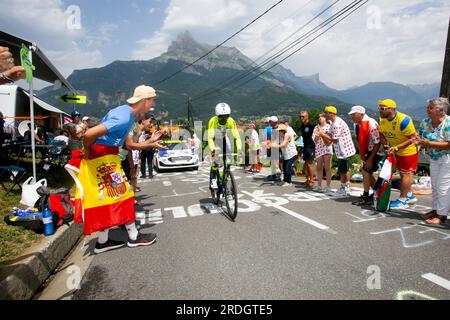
[223,171,238,221]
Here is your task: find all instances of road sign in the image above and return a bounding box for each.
[60,94,86,104]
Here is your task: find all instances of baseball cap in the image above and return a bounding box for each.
[324,106,337,114]
[378,99,396,108]
[82,116,90,121]
[127,85,157,104]
[348,105,366,115]
[276,124,288,132]
[269,116,278,122]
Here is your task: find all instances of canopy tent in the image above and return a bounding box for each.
[0,30,77,180]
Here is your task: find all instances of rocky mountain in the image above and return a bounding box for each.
[38,31,439,122]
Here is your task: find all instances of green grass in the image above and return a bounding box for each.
[0,157,75,265]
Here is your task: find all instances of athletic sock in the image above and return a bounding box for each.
[126,222,139,241]
[98,229,110,244]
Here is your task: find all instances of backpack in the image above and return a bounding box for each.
[3,210,48,234]
[35,186,74,226]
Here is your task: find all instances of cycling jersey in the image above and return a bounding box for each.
[379,111,418,156]
[207,116,242,152]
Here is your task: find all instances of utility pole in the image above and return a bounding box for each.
[440,17,450,115]
[187,97,194,129]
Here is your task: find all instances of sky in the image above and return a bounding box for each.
[0,0,448,90]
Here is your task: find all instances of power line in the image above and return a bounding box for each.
[191,0,341,102]
[153,0,285,86]
[191,0,356,102]
[237,0,369,88]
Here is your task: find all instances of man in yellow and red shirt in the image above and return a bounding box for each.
[378,99,419,209]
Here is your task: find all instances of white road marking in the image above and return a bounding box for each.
[421,273,450,291]
[163,181,172,186]
[271,204,337,234]
[162,189,201,198]
[164,206,188,218]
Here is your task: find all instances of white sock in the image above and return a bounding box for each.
[98,229,109,244]
[126,222,139,241]
[399,197,407,202]
[407,192,413,197]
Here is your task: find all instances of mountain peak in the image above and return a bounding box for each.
[167,31,206,55]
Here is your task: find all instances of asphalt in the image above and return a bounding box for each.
[37,163,450,300]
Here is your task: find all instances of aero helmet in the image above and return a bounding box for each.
[215,102,231,116]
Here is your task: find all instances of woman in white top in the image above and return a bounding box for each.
[271,124,297,186]
[312,113,333,192]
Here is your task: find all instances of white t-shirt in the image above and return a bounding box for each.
[330,116,356,159]
[280,133,297,160]
[287,126,297,140]
[250,129,260,150]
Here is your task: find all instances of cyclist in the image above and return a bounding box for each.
[208,102,242,189]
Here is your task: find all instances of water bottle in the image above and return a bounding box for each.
[43,206,54,236]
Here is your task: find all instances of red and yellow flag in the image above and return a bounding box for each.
[65,145,135,235]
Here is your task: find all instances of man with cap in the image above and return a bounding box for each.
[318,106,356,197]
[65,110,84,151]
[378,98,419,209]
[299,111,316,188]
[66,85,163,254]
[348,105,384,206]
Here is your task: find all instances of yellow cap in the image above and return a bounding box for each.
[377,99,396,108]
[324,105,337,114]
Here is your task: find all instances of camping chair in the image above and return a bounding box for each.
[0,165,27,196]
[48,140,69,167]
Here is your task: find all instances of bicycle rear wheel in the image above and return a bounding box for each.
[223,171,238,221]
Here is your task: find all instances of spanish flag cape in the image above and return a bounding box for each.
[65,144,135,235]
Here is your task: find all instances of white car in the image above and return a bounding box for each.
[153,140,199,172]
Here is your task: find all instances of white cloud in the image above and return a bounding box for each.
[132,0,449,89]
[0,0,104,84]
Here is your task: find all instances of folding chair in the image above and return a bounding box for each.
[0,166,27,196]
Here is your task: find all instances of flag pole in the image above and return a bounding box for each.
[28,44,37,182]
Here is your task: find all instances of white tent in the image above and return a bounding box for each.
[0,31,76,181]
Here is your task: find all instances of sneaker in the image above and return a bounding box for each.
[312,185,323,192]
[127,232,157,248]
[389,199,409,210]
[352,195,373,206]
[94,239,126,254]
[406,194,418,204]
[279,182,293,187]
[266,175,276,181]
[140,175,147,179]
[210,178,218,189]
[330,186,350,198]
[323,187,332,194]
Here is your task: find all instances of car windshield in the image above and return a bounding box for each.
[162,141,190,151]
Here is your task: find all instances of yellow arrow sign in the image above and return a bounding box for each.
[60,94,86,104]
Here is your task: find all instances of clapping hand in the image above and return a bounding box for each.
[0,47,14,71]
[148,130,163,143]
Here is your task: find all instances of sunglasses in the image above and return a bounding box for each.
[378,106,389,111]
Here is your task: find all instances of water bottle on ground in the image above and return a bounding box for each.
[43,206,55,236]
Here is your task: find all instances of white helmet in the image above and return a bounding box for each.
[215,102,231,116]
